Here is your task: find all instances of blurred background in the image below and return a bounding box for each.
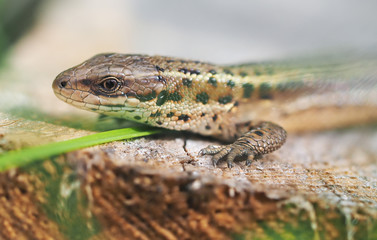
[1,0,377,122]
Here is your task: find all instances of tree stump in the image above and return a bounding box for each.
[1,114,377,239]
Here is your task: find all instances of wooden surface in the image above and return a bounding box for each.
[1,113,377,240]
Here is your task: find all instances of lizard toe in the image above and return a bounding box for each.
[198,145,222,156]
[211,147,232,166]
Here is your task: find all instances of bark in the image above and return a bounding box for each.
[0,114,377,240]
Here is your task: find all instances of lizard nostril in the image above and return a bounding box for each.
[53,73,72,90]
[59,80,67,88]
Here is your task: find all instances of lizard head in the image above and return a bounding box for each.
[52,53,165,121]
[53,53,231,135]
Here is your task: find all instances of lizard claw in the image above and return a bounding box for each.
[199,144,241,168]
[198,121,286,168]
[245,155,255,167]
[227,159,234,168]
[198,145,222,157]
[199,143,256,168]
[245,158,252,167]
[199,145,232,167]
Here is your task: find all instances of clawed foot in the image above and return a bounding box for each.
[198,121,287,168]
[198,144,255,168]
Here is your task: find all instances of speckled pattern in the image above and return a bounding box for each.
[52,53,377,167]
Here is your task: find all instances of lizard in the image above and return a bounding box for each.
[52,53,377,168]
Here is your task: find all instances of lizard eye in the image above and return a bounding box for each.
[99,77,121,92]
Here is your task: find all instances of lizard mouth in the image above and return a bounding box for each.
[53,90,100,111]
[53,88,139,117]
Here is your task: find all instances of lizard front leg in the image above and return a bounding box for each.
[198,122,287,168]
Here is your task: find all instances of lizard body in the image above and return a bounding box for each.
[52,53,377,167]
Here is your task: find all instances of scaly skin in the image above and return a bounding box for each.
[52,53,377,167]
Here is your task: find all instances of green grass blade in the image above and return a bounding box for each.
[0,127,161,171]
